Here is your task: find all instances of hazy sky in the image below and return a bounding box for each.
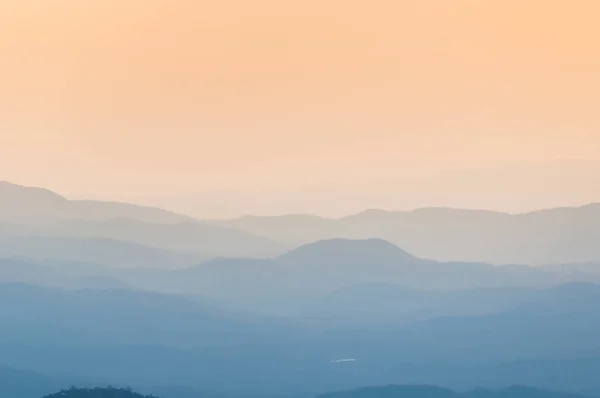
[1,1,599,213]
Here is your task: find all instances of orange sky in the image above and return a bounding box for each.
[1,1,600,210]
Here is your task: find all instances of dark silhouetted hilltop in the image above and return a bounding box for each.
[43,387,157,398]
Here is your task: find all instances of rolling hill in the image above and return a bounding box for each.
[0,182,288,258]
[205,204,600,265]
[4,218,287,257]
[3,281,600,394]
[318,385,583,398]
[0,365,72,398]
[0,181,193,224]
[104,239,600,315]
[0,235,211,269]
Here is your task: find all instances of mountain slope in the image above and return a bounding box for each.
[0,181,288,257]
[0,181,193,224]
[4,287,600,394]
[205,204,600,264]
[43,387,158,398]
[0,283,294,348]
[318,385,583,398]
[3,282,600,394]
[122,239,600,316]
[6,218,287,256]
[280,238,418,264]
[0,235,210,269]
[0,365,71,398]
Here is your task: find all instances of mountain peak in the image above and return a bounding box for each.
[280,238,419,263]
[0,181,195,224]
[0,181,67,202]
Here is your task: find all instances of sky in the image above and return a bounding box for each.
[1,1,600,216]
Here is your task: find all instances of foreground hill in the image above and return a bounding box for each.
[43,387,157,398]
[33,385,588,398]
[205,204,600,264]
[3,280,600,394]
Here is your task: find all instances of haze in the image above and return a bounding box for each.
[1,0,600,217]
[4,4,600,396]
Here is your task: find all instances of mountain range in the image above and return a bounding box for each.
[3,236,600,314]
[2,280,600,395]
[101,238,600,313]
[0,181,193,224]
[317,385,585,398]
[0,182,288,262]
[205,204,600,264]
[4,180,600,265]
[3,180,600,395]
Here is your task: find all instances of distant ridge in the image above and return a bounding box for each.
[0,181,194,224]
[206,203,600,265]
[0,182,288,259]
[0,235,211,269]
[0,180,66,202]
[209,202,600,223]
[0,364,70,398]
[318,385,583,398]
[0,217,287,257]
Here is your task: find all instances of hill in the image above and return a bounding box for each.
[0,283,295,348]
[113,239,600,315]
[0,182,288,258]
[174,239,600,295]
[205,204,600,264]
[0,236,210,269]
[280,238,418,264]
[43,387,157,398]
[0,257,138,289]
[0,181,192,224]
[2,217,287,257]
[3,281,600,394]
[0,365,70,398]
[318,385,583,398]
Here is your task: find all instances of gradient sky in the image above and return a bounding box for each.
[1,1,599,214]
